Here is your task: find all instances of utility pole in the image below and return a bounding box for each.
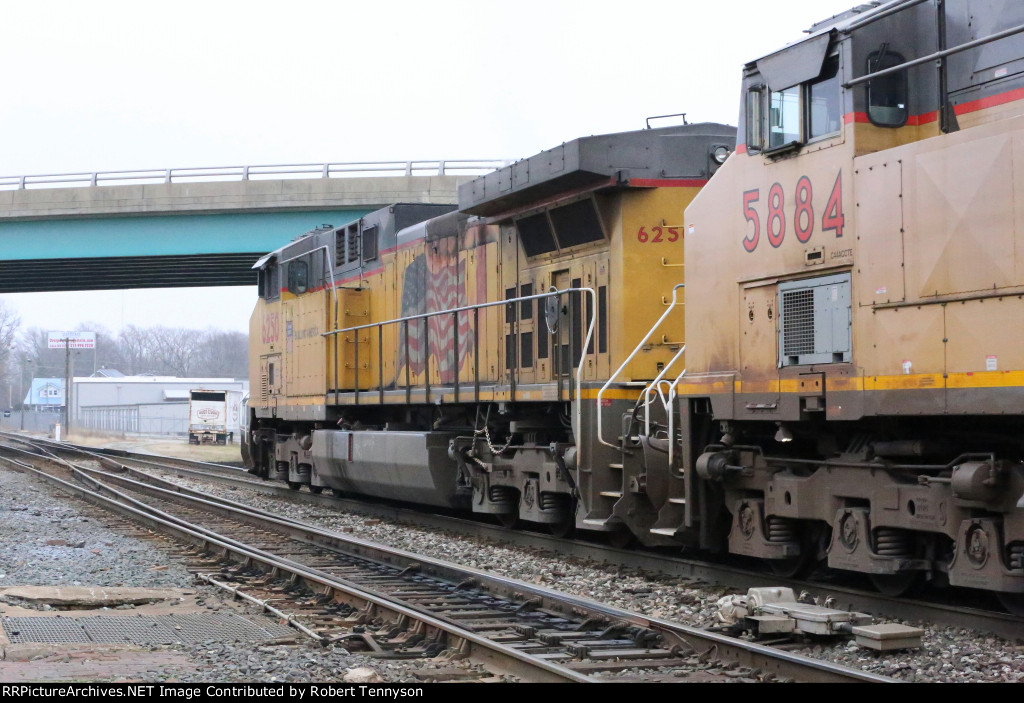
[21,357,34,432]
[48,331,93,441]
[64,337,71,438]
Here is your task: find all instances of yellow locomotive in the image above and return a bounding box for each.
[246,0,1024,610]
[671,0,1024,609]
[246,123,734,535]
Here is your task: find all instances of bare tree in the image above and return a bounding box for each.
[0,302,21,406]
[148,326,203,377]
[0,302,21,370]
[194,330,248,378]
[112,325,156,375]
[18,327,82,379]
[18,322,249,387]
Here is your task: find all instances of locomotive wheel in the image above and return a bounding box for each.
[765,525,823,579]
[607,527,636,550]
[497,513,519,529]
[869,571,923,597]
[997,592,1024,616]
[330,487,347,498]
[309,485,324,494]
[767,552,815,579]
[287,481,301,491]
[548,514,575,539]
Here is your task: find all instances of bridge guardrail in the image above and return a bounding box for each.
[0,159,511,190]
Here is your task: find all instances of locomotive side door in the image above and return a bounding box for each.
[499,224,520,386]
[260,354,282,414]
[516,273,536,385]
[577,259,598,382]
[551,269,571,387]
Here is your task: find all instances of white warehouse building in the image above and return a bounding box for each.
[71,375,248,438]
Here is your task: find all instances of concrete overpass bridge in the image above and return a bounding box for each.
[0,160,504,292]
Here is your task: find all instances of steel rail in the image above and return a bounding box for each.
[0,454,592,683]
[40,451,893,683]
[13,435,1024,641]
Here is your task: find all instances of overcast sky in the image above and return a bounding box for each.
[0,0,861,336]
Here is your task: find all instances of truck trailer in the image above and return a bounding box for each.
[188,389,231,445]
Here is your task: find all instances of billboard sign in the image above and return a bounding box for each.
[48,331,96,349]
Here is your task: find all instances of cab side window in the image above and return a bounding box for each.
[260,262,280,301]
[361,225,378,262]
[808,54,841,139]
[866,48,908,127]
[748,51,842,154]
[288,259,309,295]
[769,86,801,150]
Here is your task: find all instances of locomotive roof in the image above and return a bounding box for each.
[747,1,910,84]
[251,223,335,269]
[395,209,471,248]
[458,122,735,218]
[804,0,889,36]
[251,203,456,269]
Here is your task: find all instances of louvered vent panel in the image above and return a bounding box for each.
[782,289,815,356]
[777,273,851,367]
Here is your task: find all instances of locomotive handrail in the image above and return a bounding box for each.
[844,20,1024,88]
[324,286,597,442]
[0,159,511,190]
[665,364,689,470]
[638,343,688,470]
[596,283,685,450]
[641,343,687,435]
[839,0,928,34]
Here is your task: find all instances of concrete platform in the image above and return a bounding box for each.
[0,642,195,682]
[0,586,187,608]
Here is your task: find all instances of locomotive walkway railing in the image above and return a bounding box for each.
[324,286,597,439]
[639,347,687,469]
[596,283,685,450]
[0,159,510,190]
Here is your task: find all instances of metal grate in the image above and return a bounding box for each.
[1,616,91,644]
[781,289,815,356]
[157,612,294,643]
[3,612,294,646]
[347,226,359,263]
[83,616,180,644]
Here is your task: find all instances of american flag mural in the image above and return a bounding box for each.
[399,242,487,384]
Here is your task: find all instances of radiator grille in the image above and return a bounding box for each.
[782,289,815,356]
[777,273,851,367]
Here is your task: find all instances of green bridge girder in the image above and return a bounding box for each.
[0,209,373,292]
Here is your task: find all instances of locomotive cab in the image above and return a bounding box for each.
[677,0,1024,606]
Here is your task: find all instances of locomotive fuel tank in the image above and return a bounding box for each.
[311,430,467,508]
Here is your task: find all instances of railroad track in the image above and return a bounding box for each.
[0,436,889,683]
[15,433,1023,642]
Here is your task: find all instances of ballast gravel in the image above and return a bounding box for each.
[0,469,193,590]
[5,460,1024,683]
[154,471,1024,683]
[0,468,497,683]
